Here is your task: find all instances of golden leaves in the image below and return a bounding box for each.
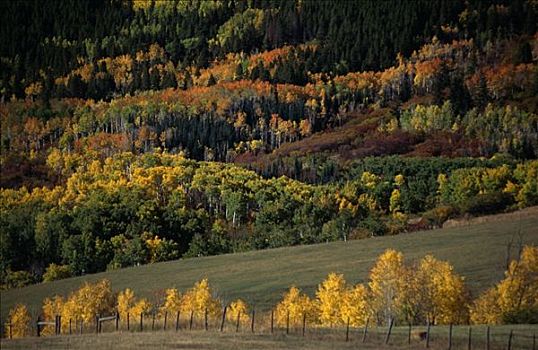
[316,273,346,326]
[340,284,369,327]
[227,299,250,325]
[161,288,182,314]
[471,245,538,324]
[367,249,469,325]
[181,278,222,318]
[5,304,31,338]
[275,286,315,327]
[368,249,405,324]
[416,255,468,324]
[40,279,114,335]
[117,288,151,319]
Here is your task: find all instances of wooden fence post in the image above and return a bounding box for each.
[152,313,155,331]
[58,315,62,334]
[139,312,143,332]
[175,311,180,331]
[385,318,394,344]
[69,318,72,335]
[362,317,369,343]
[235,310,241,332]
[220,307,226,332]
[302,313,306,337]
[345,317,350,342]
[251,309,255,333]
[164,311,167,331]
[127,313,130,331]
[189,310,194,330]
[448,323,453,350]
[425,319,431,348]
[286,310,289,335]
[270,310,274,334]
[36,316,41,337]
[468,326,472,350]
[486,325,490,350]
[204,308,208,331]
[95,314,99,334]
[408,323,412,344]
[115,313,119,331]
[55,315,59,335]
[507,329,513,350]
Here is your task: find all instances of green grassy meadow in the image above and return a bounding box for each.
[2,210,537,324]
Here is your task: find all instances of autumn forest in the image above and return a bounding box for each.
[1,0,538,337]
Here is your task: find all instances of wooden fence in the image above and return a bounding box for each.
[3,310,537,349]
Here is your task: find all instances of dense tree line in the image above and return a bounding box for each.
[1,0,537,293]
[2,0,535,100]
[2,34,537,179]
[1,151,536,289]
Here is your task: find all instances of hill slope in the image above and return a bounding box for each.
[2,208,538,321]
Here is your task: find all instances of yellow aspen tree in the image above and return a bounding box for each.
[130,299,152,317]
[417,255,469,324]
[361,172,379,190]
[368,249,406,325]
[275,286,315,327]
[181,279,222,318]
[514,161,538,208]
[397,265,424,324]
[145,235,164,263]
[389,189,402,214]
[471,245,538,324]
[437,173,448,202]
[358,193,378,212]
[470,288,502,324]
[5,304,31,338]
[340,284,369,327]
[316,272,346,326]
[227,299,250,325]
[117,288,151,318]
[69,279,114,322]
[497,245,538,317]
[117,288,136,319]
[160,288,182,315]
[61,297,81,332]
[394,174,405,187]
[42,295,65,335]
[42,295,80,335]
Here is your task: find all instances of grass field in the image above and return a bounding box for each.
[2,208,538,325]
[1,324,537,350]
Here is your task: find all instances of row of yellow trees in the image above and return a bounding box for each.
[5,246,537,338]
[276,245,537,328]
[275,251,468,328]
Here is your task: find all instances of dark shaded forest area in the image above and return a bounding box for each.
[1,0,537,289]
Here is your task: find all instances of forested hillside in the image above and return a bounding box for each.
[1,0,537,290]
[5,0,533,99]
